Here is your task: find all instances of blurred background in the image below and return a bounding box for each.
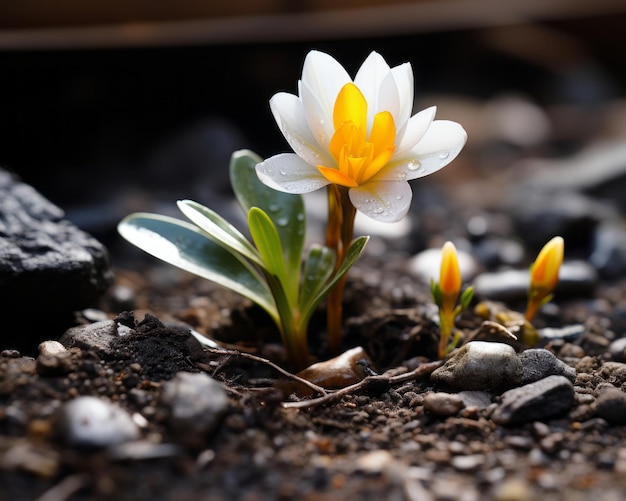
[1,0,626,263]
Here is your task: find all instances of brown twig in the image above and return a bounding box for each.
[203,347,328,396]
[281,360,442,410]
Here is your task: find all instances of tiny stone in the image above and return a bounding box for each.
[431,341,522,392]
[593,388,626,424]
[518,348,576,384]
[491,375,575,426]
[423,392,465,416]
[457,390,493,410]
[160,372,228,445]
[38,341,67,356]
[451,454,485,471]
[36,352,73,377]
[55,396,140,447]
[609,337,626,362]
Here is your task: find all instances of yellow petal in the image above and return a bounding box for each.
[317,165,359,187]
[333,83,367,135]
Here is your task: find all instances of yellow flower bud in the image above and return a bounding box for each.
[526,236,564,321]
[439,241,462,314]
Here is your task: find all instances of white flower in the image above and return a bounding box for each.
[256,50,467,222]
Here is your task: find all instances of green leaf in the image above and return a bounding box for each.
[230,150,305,276]
[430,279,442,307]
[177,199,263,267]
[299,245,336,312]
[248,207,289,289]
[459,286,475,310]
[117,213,277,321]
[300,236,369,320]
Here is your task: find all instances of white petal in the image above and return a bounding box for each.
[300,80,334,149]
[354,52,394,131]
[269,92,334,167]
[300,51,351,147]
[375,71,401,135]
[390,63,414,134]
[379,120,467,181]
[349,181,412,223]
[256,154,330,194]
[394,106,436,158]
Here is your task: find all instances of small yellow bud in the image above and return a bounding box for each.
[526,236,564,321]
[439,241,462,314]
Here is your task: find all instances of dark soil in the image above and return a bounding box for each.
[2,255,626,501]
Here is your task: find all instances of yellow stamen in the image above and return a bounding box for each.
[318,83,396,187]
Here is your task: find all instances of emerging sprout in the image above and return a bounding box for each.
[431,242,474,358]
[525,236,564,322]
[118,150,367,370]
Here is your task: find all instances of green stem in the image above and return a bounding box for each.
[438,311,454,359]
[325,185,356,355]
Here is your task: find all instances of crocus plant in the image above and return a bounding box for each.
[118,150,368,370]
[431,241,474,358]
[256,50,467,352]
[525,236,564,322]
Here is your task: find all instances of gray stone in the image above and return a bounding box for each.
[160,372,228,445]
[59,320,119,356]
[423,392,465,417]
[55,396,140,447]
[538,324,585,344]
[590,221,626,278]
[431,341,522,392]
[473,262,596,303]
[519,349,576,384]
[0,169,113,349]
[594,388,626,425]
[457,391,493,410]
[38,341,67,356]
[491,375,575,426]
[608,337,626,362]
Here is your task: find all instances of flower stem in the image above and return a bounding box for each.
[325,185,356,354]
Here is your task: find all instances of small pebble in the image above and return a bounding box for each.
[518,348,576,384]
[38,341,67,356]
[423,392,465,417]
[491,375,575,426]
[593,388,626,424]
[160,372,228,445]
[55,396,140,447]
[608,337,626,362]
[431,341,522,392]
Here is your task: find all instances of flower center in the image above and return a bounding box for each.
[317,83,396,188]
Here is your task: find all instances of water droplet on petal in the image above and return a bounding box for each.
[398,171,407,179]
[279,169,287,176]
[373,207,385,215]
[439,151,450,160]
[407,160,420,171]
[396,194,403,200]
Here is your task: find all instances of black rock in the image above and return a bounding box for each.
[0,169,113,351]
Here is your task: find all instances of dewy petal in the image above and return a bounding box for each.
[301,51,351,148]
[256,153,330,194]
[375,72,401,135]
[391,63,414,131]
[354,52,391,110]
[394,106,436,158]
[376,119,466,182]
[270,92,334,167]
[348,180,412,222]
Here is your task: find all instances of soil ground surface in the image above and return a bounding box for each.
[2,254,626,501]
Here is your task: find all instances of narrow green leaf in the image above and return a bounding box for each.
[177,199,263,267]
[299,245,336,311]
[117,213,277,321]
[230,150,305,275]
[459,286,475,310]
[300,236,369,321]
[248,208,289,292]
